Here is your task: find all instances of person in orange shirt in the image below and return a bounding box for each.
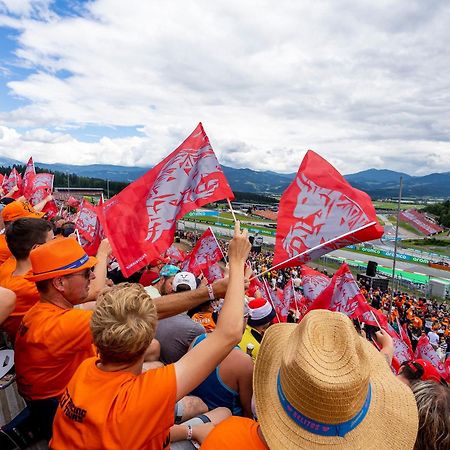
[50,221,251,450]
[0,217,53,340]
[0,286,16,324]
[14,237,99,441]
[0,199,46,264]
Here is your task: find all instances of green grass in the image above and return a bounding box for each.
[373,201,424,210]
[400,239,450,257]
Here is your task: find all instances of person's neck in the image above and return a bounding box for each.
[13,258,31,277]
[97,357,143,376]
[40,290,74,310]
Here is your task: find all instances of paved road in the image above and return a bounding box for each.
[181,221,450,279]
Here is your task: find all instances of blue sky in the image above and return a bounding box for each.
[1,0,450,175]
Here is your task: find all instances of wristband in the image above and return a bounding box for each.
[207,284,215,301]
[186,424,193,441]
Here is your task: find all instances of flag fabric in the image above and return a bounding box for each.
[261,279,283,322]
[203,262,224,284]
[398,320,413,354]
[165,244,187,264]
[28,173,54,206]
[300,265,331,302]
[99,123,234,277]
[182,227,224,276]
[305,262,369,319]
[67,196,81,209]
[2,168,23,198]
[76,199,100,242]
[22,157,36,199]
[415,335,447,377]
[42,200,59,219]
[273,150,383,268]
[282,279,297,315]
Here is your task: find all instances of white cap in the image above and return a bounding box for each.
[172,271,197,292]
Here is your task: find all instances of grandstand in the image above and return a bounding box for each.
[399,209,444,235]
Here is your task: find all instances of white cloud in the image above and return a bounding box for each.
[0,0,450,175]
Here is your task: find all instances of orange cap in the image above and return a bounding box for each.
[1,201,45,222]
[26,237,97,282]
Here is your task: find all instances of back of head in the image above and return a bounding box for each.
[6,218,52,260]
[91,283,157,365]
[411,380,450,450]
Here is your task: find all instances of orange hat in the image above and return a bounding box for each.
[26,237,97,282]
[1,200,45,222]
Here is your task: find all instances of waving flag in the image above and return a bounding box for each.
[99,123,234,277]
[28,173,54,206]
[203,263,224,284]
[2,168,22,198]
[166,244,187,264]
[282,279,297,315]
[22,157,36,199]
[76,199,103,256]
[306,263,368,318]
[182,227,224,276]
[273,150,383,268]
[415,335,447,377]
[67,196,81,209]
[300,265,330,304]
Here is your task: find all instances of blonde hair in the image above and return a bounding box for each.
[91,283,157,364]
[411,381,450,450]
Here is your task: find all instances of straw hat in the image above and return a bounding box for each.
[2,200,45,222]
[26,237,97,282]
[254,310,418,449]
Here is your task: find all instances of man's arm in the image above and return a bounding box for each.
[86,239,112,301]
[174,221,251,400]
[0,287,16,325]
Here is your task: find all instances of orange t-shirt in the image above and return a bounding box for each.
[191,311,216,333]
[50,359,176,450]
[0,257,40,340]
[200,416,266,450]
[15,302,95,400]
[0,234,12,265]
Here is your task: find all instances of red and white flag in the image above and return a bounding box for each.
[22,157,36,199]
[282,278,297,316]
[2,168,23,198]
[300,265,331,310]
[182,227,224,276]
[203,262,224,284]
[99,123,234,277]
[273,150,383,268]
[28,173,54,206]
[165,244,187,264]
[261,279,285,322]
[415,335,447,377]
[76,199,99,242]
[306,262,368,318]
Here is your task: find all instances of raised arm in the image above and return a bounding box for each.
[174,221,250,400]
[86,238,112,301]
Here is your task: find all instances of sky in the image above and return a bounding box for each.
[0,0,449,176]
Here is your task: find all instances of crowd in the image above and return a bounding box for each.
[0,198,449,449]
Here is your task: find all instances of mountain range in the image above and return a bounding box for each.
[0,156,449,199]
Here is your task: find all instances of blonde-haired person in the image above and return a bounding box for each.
[50,222,251,449]
[410,380,450,450]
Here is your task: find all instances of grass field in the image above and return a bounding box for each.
[373,201,424,210]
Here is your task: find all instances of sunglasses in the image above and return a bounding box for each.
[64,268,94,280]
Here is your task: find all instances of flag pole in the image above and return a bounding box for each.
[370,311,382,330]
[210,226,228,265]
[249,221,378,281]
[291,278,300,316]
[226,198,237,222]
[263,279,280,322]
[389,176,403,318]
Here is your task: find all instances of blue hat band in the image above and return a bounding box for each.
[277,372,372,437]
[34,253,90,275]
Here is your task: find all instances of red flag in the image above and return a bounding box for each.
[273,150,383,268]
[2,168,23,198]
[282,279,297,315]
[42,199,59,219]
[99,123,234,277]
[261,279,283,322]
[67,196,81,209]
[22,157,36,199]
[415,335,447,377]
[399,321,413,354]
[165,244,187,264]
[76,199,99,242]
[306,262,368,319]
[300,265,331,310]
[182,227,224,276]
[203,262,224,284]
[28,173,54,206]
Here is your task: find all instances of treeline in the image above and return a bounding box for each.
[0,164,128,197]
[422,200,450,228]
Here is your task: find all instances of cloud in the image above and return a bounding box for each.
[0,0,449,176]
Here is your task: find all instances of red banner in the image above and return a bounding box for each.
[182,227,224,276]
[306,262,369,319]
[22,157,36,199]
[203,263,224,284]
[273,150,383,268]
[28,173,54,206]
[99,123,234,277]
[165,244,187,264]
[415,335,447,377]
[2,168,23,198]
